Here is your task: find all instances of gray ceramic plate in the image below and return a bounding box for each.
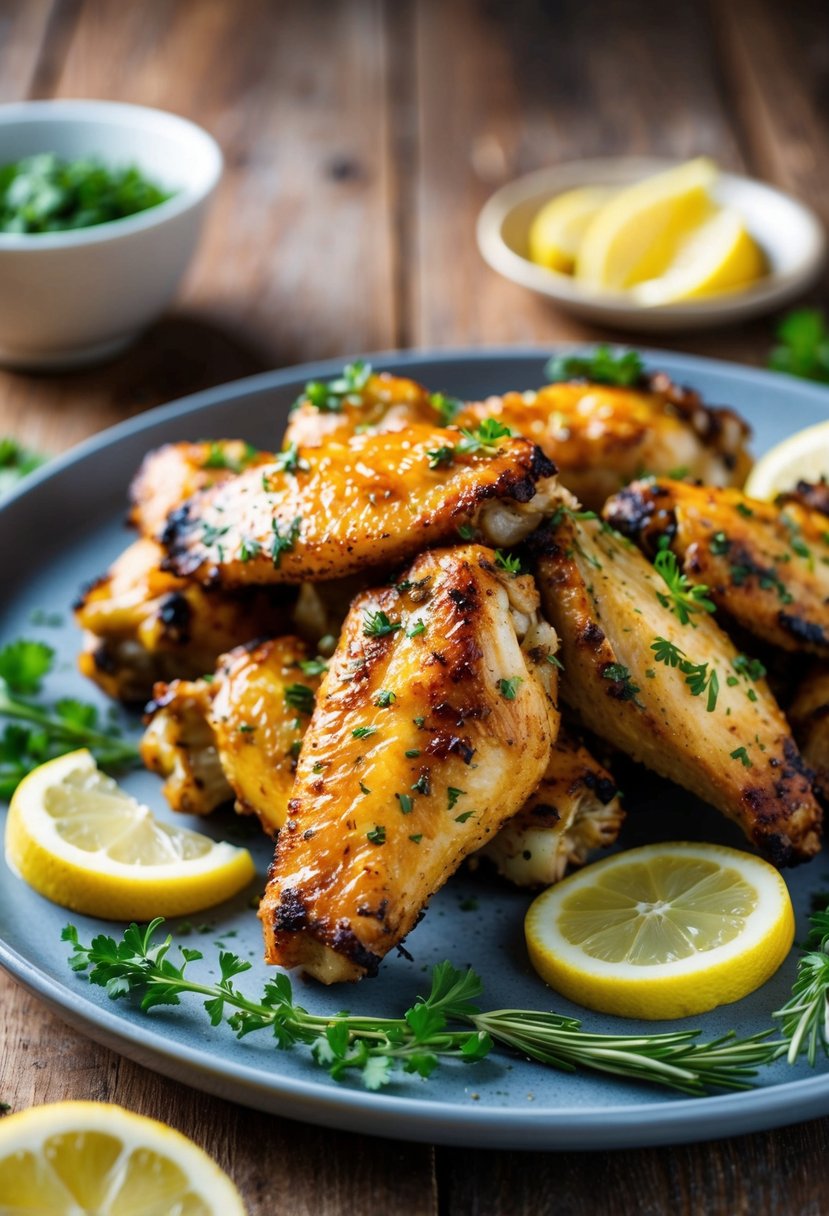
[2,349,829,1151]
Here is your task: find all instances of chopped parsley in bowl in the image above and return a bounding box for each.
[0,153,174,234]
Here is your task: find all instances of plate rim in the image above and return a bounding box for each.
[3,345,829,1150]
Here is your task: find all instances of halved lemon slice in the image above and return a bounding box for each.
[576,157,719,292]
[744,419,829,501]
[525,841,794,1020]
[630,207,765,305]
[0,1101,246,1214]
[4,749,255,919]
[528,186,617,274]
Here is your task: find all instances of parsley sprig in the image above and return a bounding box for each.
[296,361,373,413]
[0,639,138,798]
[653,540,715,626]
[63,918,783,1095]
[456,418,512,456]
[545,346,644,387]
[769,310,829,384]
[0,437,44,499]
[651,637,719,711]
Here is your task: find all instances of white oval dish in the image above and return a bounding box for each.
[476,158,826,333]
[0,100,223,369]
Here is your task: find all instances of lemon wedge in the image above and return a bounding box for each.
[4,749,255,919]
[744,419,829,501]
[630,207,766,305]
[0,1101,246,1214]
[525,841,794,1020]
[528,186,617,273]
[576,157,720,291]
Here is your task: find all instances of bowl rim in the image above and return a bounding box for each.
[476,157,827,320]
[0,99,223,251]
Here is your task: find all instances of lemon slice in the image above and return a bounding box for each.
[744,419,829,501]
[4,749,255,919]
[528,186,617,274]
[525,841,794,1020]
[630,208,765,305]
[0,1101,246,1214]
[575,157,719,291]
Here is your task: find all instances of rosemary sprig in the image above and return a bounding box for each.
[63,919,783,1096]
[774,909,829,1065]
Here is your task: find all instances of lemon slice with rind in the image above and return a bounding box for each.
[528,186,617,274]
[0,1101,246,1215]
[525,841,794,1020]
[744,419,829,501]
[4,749,255,919]
[575,157,719,292]
[630,207,765,305]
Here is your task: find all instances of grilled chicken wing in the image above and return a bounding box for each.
[161,426,559,588]
[259,545,560,982]
[141,637,323,832]
[452,376,751,511]
[75,538,294,703]
[479,726,624,885]
[788,665,829,804]
[284,370,436,449]
[604,479,829,657]
[129,440,271,538]
[531,503,821,865]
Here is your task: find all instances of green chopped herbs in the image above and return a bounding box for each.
[496,677,523,700]
[427,445,455,469]
[600,663,642,706]
[405,749,421,759]
[447,787,466,810]
[0,154,174,234]
[0,639,138,798]
[730,747,752,768]
[297,361,373,412]
[407,619,426,638]
[430,392,464,424]
[494,550,523,575]
[456,418,512,456]
[654,539,716,626]
[374,690,396,708]
[396,793,414,814]
[0,437,44,499]
[768,309,829,384]
[270,516,301,567]
[366,825,386,845]
[650,637,719,712]
[352,725,378,740]
[363,610,402,638]
[298,657,328,677]
[457,523,477,541]
[273,442,309,474]
[411,773,430,796]
[545,346,644,387]
[359,781,371,795]
[65,918,791,1096]
[201,442,259,473]
[284,684,316,716]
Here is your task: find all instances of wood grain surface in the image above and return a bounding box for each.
[1,1,829,1213]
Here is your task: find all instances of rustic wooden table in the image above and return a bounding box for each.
[2,1,829,1211]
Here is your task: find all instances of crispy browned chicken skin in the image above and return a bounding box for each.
[531,501,822,866]
[74,538,294,703]
[259,545,560,982]
[604,478,829,657]
[141,636,323,832]
[284,371,436,449]
[129,440,271,539]
[161,425,559,587]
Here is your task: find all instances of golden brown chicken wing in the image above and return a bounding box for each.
[141,636,324,832]
[161,425,559,588]
[284,368,436,449]
[129,440,271,538]
[788,665,829,804]
[531,502,822,865]
[75,538,294,703]
[259,544,560,982]
[478,726,623,885]
[604,478,829,657]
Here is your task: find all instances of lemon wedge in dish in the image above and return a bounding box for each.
[528,186,617,274]
[4,749,255,919]
[575,157,721,291]
[630,207,766,305]
[525,841,794,1020]
[0,1101,246,1215]
[744,419,829,501]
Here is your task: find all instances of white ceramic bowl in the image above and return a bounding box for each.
[477,157,826,333]
[0,100,222,369]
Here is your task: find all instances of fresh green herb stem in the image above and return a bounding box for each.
[63,919,786,1096]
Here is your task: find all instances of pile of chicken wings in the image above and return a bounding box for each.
[75,362,829,983]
